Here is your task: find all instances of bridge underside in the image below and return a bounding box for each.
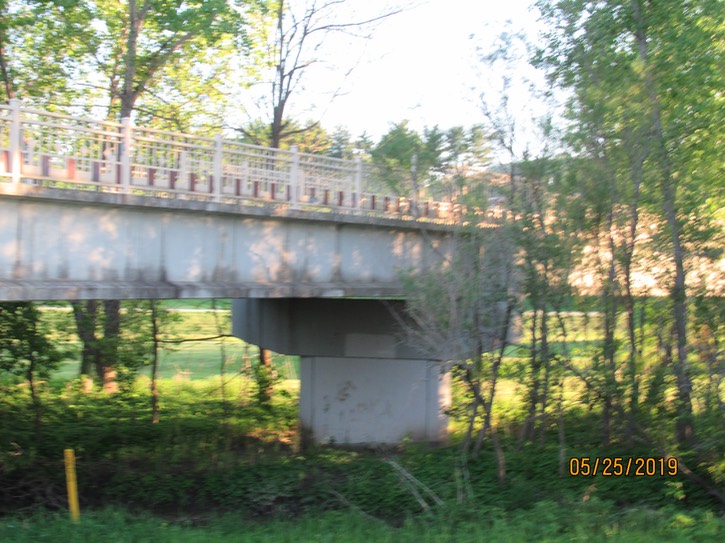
[0,186,451,301]
[233,298,450,446]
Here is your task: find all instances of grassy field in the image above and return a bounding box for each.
[1,505,721,543]
[45,302,621,384]
[53,342,301,382]
[48,303,301,382]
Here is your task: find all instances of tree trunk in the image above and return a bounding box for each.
[622,147,645,445]
[630,0,694,446]
[27,357,42,444]
[120,0,142,120]
[212,299,230,419]
[270,0,286,149]
[557,375,567,476]
[0,33,16,100]
[462,399,479,456]
[99,300,121,393]
[520,308,541,445]
[71,301,100,387]
[150,301,160,423]
[258,348,275,405]
[71,300,120,392]
[601,238,618,447]
[538,308,551,446]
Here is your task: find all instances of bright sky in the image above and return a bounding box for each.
[291,0,544,141]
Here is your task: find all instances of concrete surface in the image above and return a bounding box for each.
[0,185,453,301]
[233,298,450,445]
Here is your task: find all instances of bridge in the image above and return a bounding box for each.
[0,100,502,445]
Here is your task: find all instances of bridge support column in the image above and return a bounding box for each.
[299,356,448,446]
[232,298,450,446]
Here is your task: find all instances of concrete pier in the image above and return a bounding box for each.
[232,298,450,446]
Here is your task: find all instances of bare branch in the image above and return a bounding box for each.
[279,120,319,139]
[305,9,403,36]
[158,334,236,344]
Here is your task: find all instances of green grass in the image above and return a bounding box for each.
[47,304,300,382]
[160,299,232,311]
[54,348,300,383]
[1,373,718,516]
[0,504,721,543]
[52,343,299,382]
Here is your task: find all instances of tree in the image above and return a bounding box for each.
[472,25,570,451]
[397,220,515,484]
[78,0,253,121]
[236,0,400,148]
[231,0,399,394]
[370,120,425,194]
[2,2,265,390]
[239,116,332,153]
[535,0,723,451]
[0,303,64,441]
[145,300,181,423]
[0,0,93,105]
[46,0,266,389]
[435,125,490,203]
[372,119,511,479]
[327,126,354,159]
[71,300,117,392]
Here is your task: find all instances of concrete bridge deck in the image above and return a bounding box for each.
[0,184,453,301]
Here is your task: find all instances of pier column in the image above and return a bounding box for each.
[232,298,450,446]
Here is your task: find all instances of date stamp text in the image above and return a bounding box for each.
[568,457,678,477]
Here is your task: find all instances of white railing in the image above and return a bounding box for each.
[0,100,497,224]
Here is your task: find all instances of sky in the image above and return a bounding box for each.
[284,0,545,142]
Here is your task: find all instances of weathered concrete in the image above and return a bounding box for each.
[233,298,450,445]
[0,185,452,301]
[299,357,449,445]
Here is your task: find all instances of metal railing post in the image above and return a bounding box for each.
[354,155,363,210]
[290,145,300,206]
[120,117,132,192]
[213,134,223,201]
[9,98,22,185]
[179,150,187,191]
[410,153,419,217]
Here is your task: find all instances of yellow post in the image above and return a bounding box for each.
[63,449,80,522]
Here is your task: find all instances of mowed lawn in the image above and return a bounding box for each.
[49,304,301,382]
[1,505,721,543]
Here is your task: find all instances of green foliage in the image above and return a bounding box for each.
[495,0,725,460]
[83,0,256,119]
[0,0,95,104]
[0,303,64,380]
[369,121,490,198]
[1,367,723,520]
[1,306,721,524]
[326,126,355,159]
[2,0,269,127]
[238,117,333,153]
[1,505,719,543]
